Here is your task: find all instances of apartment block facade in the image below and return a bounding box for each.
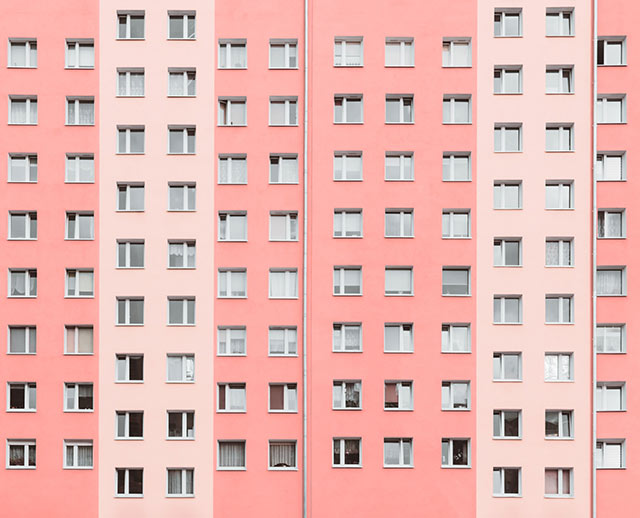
[0,0,636,517]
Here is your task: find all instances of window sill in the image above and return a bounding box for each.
[7,238,37,241]
[63,466,93,470]
[333,294,363,297]
[166,494,195,498]
[332,350,363,354]
[334,65,364,68]
[333,178,364,182]
[597,236,625,240]
[8,123,37,126]
[494,265,522,268]
[597,179,626,182]
[115,380,144,384]
[494,92,523,96]
[383,350,414,354]
[494,35,523,38]
[598,122,627,125]
[268,410,298,414]
[116,267,145,270]
[217,410,247,414]
[494,207,522,210]
[8,352,36,356]
[65,124,95,127]
[167,38,196,42]
[115,495,144,498]
[168,95,196,98]
[494,150,523,153]
[597,64,626,67]
[7,296,37,299]
[168,209,197,212]
[219,353,248,357]
[269,124,299,128]
[385,294,414,297]
[269,67,299,70]
[333,122,364,125]
[546,34,575,38]
[217,296,248,299]
[441,350,472,354]
[116,95,144,98]
[115,437,144,441]
[166,437,195,441]
[596,294,626,298]
[167,324,196,327]
[442,65,472,69]
[385,65,415,68]
[6,466,36,470]
[384,408,413,412]
[442,236,472,240]
[597,351,626,355]
[493,494,522,498]
[332,465,362,469]
[167,153,196,156]
[442,408,471,412]
[546,92,575,95]
[334,236,363,239]
[442,294,471,297]
[217,467,246,471]
[269,239,299,243]
[116,153,145,155]
[167,267,196,271]
[7,66,37,69]
[115,324,144,327]
[385,178,414,182]
[65,181,95,184]
[596,409,626,413]
[63,410,94,413]
[166,380,195,384]
[218,124,247,127]
[545,265,574,268]
[545,208,574,211]
[116,38,145,41]
[545,379,574,383]
[217,67,248,70]
[65,67,95,70]
[64,296,95,299]
[544,495,574,499]
[385,122,415,125]
[268,467,298,471]
[493,379,522,383]
[268,297,299,300]
[333,407,362,411]
[441,465,471,469]
[268,182,299,185]
[545,437,574,441]
[218,239,248,243]
[596,466,626,470]
[268,354,298,358]
[6,409,36,413]
[545,150,575,153]
[493,322,522,326]
[63,353,94,356]
[384,235,414,239]
[8,181,38,184]
[383,465,414,469]
[442,122,472,126]
[443,179,472,182]
[493,437,521,440]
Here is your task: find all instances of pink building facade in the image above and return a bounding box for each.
[0,0,638,516]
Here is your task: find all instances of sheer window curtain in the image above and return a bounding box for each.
[270,443,295,468]
[597,270,622,294]
[11,100,27,123]
[220,442,245,467]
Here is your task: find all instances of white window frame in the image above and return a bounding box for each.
[6,440,36,469]
[116,411,144,440]
[596,324,626,354]
[545,467,573,497]
[494,9,522,37]
[383,438,413,468]
[545,238,573,267]
[442,38,471,67]
[545,295,574,324]
[442,153,471,181]
[596,152,626,181]
[167,411,195,439]
[269,154,298,184]
[442,95,471,124]
[385,152,414,181]
[269,441,297,470]
[168,126,196,155]
[545,124,574,152]
[596,267,626,296]
[217,383,247,413]
[167,241,195,269]
[332,437,361,467]
[493,238,521,267]
[597,37,626,66]
[168,183,196,211]
[597,209,625,238]
[268,383,298,413]
[217,441,246,470]
[218,39,247,69]
[544,352,574,382]
[546,66,573,94]
[168,68,196,97]
[116,297,144,326]
[64,326,93,355]
[8,326,36,355]
[596,383,625,411]
[269,96,298,126]
[441,324,471,353]
[218,269,247,298]
[117,183,144,211]
[66,97,95,126]
[166,468,195,497]
[269,269,298,299]
[385,209,413,238]
[332,380,362,410]
[117,11,145,40]
[596,95,626,124]
[442,210,471,238]
[167,11,195,40]
[333,95,363,124]
[333,266,362,296]
[493,410,521,439]
[115,468,143,497]
[7,382,36,411]
[545,410,573,439]
[8,211,37,240]
[493,467,521,496]
[494,66,522,94]
[64,382,93,412]
[493,181,522,209]
[332,323,362,353]
[493,297,522,324]
[442,267,470,296]
[218,327,247,356]
[218,97,247,126]
[8,96,37,125]
[494,124,522,152]
[65,269,94,298]
[546,8,574,37]
[268,326,297,356]
[441,438,470,468]
[596,440,625,469]
[386,95,414,124]
[65,39,94,69]
[333,210,363,238]
[333,151,363,181]
[384,323,414,353]
[385,38,414,67]
[63,440,93,469]
[441,381,471,410]
[8,154,37,183]
[117,240,144,269]
[8,269,37,298]
[116,68,144,97]
[218,211,247,241]
[117,126,145,154]
[167,297,195,326]
[269,212,298,241]
[115,354,144,383]
[218,154,247,184]
[65,154,94,183]
[493,352,522,381]
[385,267,413,296]
[545,181,574,210]
[269,39,298,69]
[384,381,413,410]
[334,37,363,67]
[8,39,37,68]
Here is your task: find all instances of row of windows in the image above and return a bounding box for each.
[8,39,94,69]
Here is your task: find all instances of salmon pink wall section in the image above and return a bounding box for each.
[0,1,99,516]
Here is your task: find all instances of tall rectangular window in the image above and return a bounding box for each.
[269,269,298,299]
[117,126,145,154]
[168,11,195,39]
[218,269,247,298]
[385,38,414,67]
[218,155,247,184]
[168,183,196,211]
[65,39,94,69]
[9,96,37,125]
[333,267,362,295]
[270,154,298,183]
[8,154,37,183]
[66,97,94,125]
[218,212,247,241]
[269,97,297,126]
[117,69,144,97]
[333,210,362,238]
[386,95,414,124]
[334,38,363,66]
[8,39,37,68]
[442,95,471,124]
[442,39,471,67]
[441,381,470,410]
[269,383,297,412]
[442,153,470,181]
[494,9,522,37]
[494,124,522,152]
[218,97,247,126]
[441,324,471,353]
[334,95,363,124]
[9,212,37,240]
[442,211,470,238]
[385,267,413,296]
[333,152,363,181]
[269,39,297,68]
[218,39,247,69]
[65,154,94,183]
[384,324,413,353]
[545,181,573,209]
[65,326,93,354]
[218,327,246,356]
[168,68,196,97]
[332,323,362,352]
[546,8,574,36]
[597,37,626,66]
[596,324,625,353]
[441,439,470,467]
[268,327,297,356]
[544,353,573,381]
[9,326,36,354]
[493,353,522,381]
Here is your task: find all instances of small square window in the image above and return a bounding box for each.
[117,68,144,96]
[8,269,37,297]
[269,269,298,299]
[8,154,37,183]
[384,381,413,410]
[64,383,93,411]
[597,37,626,66]
[168,126,196,154]
[168,183,196,211]
[442,153,470,181]
[65,154,94,183]
[65,212,94,241]
[9,96,37,125]
[493,182,522,209]
[384,324,413,353]
[385,267,413,296]
[545,124,574,152]
[269,39,297,68]
[494,239,521,267]
[544,353,573,382]
[168,297,195,325]
[596,267,626,296]
[493,410,521,438]
[384,438,413,467]
[8,326,36,354]
[168,11,195,40]
[268,327,297,356]
[270,154,298,183]
[65,269,94,298]
[117,11,145,39]
[218,441,246,470]
[167,468,194,497]
[8,382,36,411]
[597,95,626,124]
[386,152,414,181]
[218,40,246,69]
[333,267,362,295]
[66,97,94,126]
[7,440,36,469]
[441,381,470,410]
[270,212,298,241]
[269,96,297,126]
[442,39,471,67]
[596,324,625,353]
[116,411,144,439]
[596,440,625,468]
[269,441,296,469]
[596,152,625,181]
[545,295,573,324]
[441,438,470,467]
[218,155,247,184]
[332,323,362,352]
[333,210,362,238]
[218,97,247,126]
[441,324,470,353]
[442,211,470,238]
[115,354,144,383]
[8,39,37,68]
[493,467,521,496]
[596,383,625,411]
[334,152,363,181]
[546,8,574,37]
[385,38,414,67]
[117,240,145,269]
[494,124,522,152]
[168,68,196,96]
[64,440,93,469]
[493,296,522,324]
[218,327,247,356]
[386,95,414,124]
[168,411,194,439]
[545,181,573,209]
[494,9,522,37]
[494,66,522,94]
[442,267,470,296]
[597,209,624,238]
[65,40,94,69]
[546,66,573,94]
[269,383,297,412]
[385,209,413,238]
[218,211,247,241]
[545,239,573,267]
[442,96,471,124]
[9,212,37,240]
[334,38,363,67]
[545,410,573,439]
[332,438,361,467]
[115,468,143,497]
[117,183,144,211]
[116,297,144,326]
[218,269,247,298]
[167,354,195,382]
[65,326,93,354]
[217,383,246,412]
[493,353,522,381]
[334,95,363,124]
[117,126,145,154]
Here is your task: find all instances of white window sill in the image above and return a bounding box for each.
[441,350,472,354]
[596,409,626,413]
[168,95,196,98]
[116,324,144,327]
[494,92,523,95]
[385,65,415,68]
[597,64,626,67]
[442,408,471,412]
[269,67,299,70]
[442,294,471,297]
[544,437,574,441]
[333,294,363,297]
[597,236,625,239]
[65,124,95,127]
[332,350,363,354]
[268,467,298,471]
[333,178,364,182]
[269,124,299,128]
[8,352,36,356]
[167,437,195,441]
[218,124,247,127]
[443,178,472,182]
[545,379,574,383]
[167,38,196,42]
[597,179,626,182]
[333,122,364,125]
[168,209,197,212]
[546,92,575,95]
[493,322,523,325]
[167,153,196,156]
[116,95,144,99]
[383,350,414,354]
[64,181,95,184]
[386,178,415,182]
[6,409,36,413]
[63,466,94,470]
[217,467,246,471]
[493,436,521,440]
[441,465,471,469]
[7,296,37,299]
[217,67,247,70]
[167,324,196,327]
[494,207,522,210]
[267,354,298,358]
[334,65,363,68]
[65,296,95,299]
[545,265,574,268]
[597,122,626,125]
[333,236,364,239]
[8,181,38,184]
[545,208,574,211]
[384,235,414,239]
[8,123,37,126]
[442,122,472,125]
[269,239,299,243]
[115,495,144,498]
[494,35,523,38]
[165,380,195,384]
[493,379,522,383]
[385,293,414,297]
[547,34,575,38]
[8,66,37,69]
[116,38,145,41]
[545,150,575,153]
[268,182,299,185]
[596,466,626,470]
[268,297,299,300]
[268,410,298,414]
[116,152,145,155]
[219,353,248,357]
[544,495,574,499]
[442,236,472,239]
[386,122,415,125]
[545,322,575,325]
[115,380,143,384]
[63,409,94,413]
[65,67,95,70]
[166,494,195,498]
[384,408,413,412]
[6,466,36,470]
[217,296,247,299]
[596,351,626,355]
[332,407,362,411]
[383,465,414,469]
[8,238,37,241]
[217,410,246,414]
[493,494,521,498]
[494,265,522,268]
[115,437,144,441]
[332,465,362,469]
[442,65,472,69]
[596,294,626,297]
[116,266,145,270]
[218,239,247,243]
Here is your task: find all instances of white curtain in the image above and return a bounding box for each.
[167,356,182,381]
[230,272,245,297]
[77,445,92,467]
[228,386,245,410]
[597,270,621,295]
[270,272,285,297]
[344,326,359,350]
[130,74,144,96]
[184,356,194,381]
[282,158,298,182]
[220,442,245,467]
[230,45,246,68]
[11,100,27,123]
[79,45,93,67]
[167,470,182,494]
[270,443,295,468]
[9,445,24,466]
[384,441,400,465]
[269,329,285,354]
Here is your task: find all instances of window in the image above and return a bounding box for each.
[65,326,93,355]
[333,267,362,295]
[597,383,625,411]
[333,210,362,238]
[268,327,297,356]
[116,298,144,326]
[270,154,298,183]
[442,153,470,181]
[64,383,93,411]
[596,440,625,468]
[116,411,143,439]
[218,269,247,298]
[168,68,196,97]
[218,39,246,69]
[494,9,522,37]
[117,126,145,154]
[168,126,196,154]
[117,11,145,39]
[596,324,625,353]
[493,410,521,439]
[218,97,246,126]
[117,183,144,211]
[218,155,247,184]
[544,353,573,381]
[8,154,37,183]
[8,269,37,297]
[269,97,297,126]
[115,355,143,383]
[270,39,297,68]
[9,212,37,240]
[218,211,247,241]
[117,240,144,268]
[545,468,573,497]
[546,124,574,151]
[596,152,625,181]
[8,383,36,411]
[384,381,413,410]
[386,95,414,124]
[116,468,143,497]
[384,324,413,353]
[218,441,246,469]
[597,37,626,66]
[441,439,470,467]
[8,39,36,68]
[333,323,362,352]
[494,66,522,94]
[334,95,363,124]
[168,298,195,325]
[334,37,362,66]
[168,411,194,439]
[546,66,573,94]
[333,438,361,467]
[333,152,363,181]
[546,8,574,36]
[217,383,246,412]
[167,354,196,383]
[493,297,522,324]
[545,295,573,324]
[385,209,413,238]
[65,269,94,298]
[597,210,624,238]
[443,95,471,124]
[65,40,94,69]
[441,324,471,353]
[269,441,296,469]
[168,183,196,211]
[270,212,298,241]
[384,438,413,467]
[442,39,471,67]
[442,268,470,296]
[545,181,573,209]
[117,68,144,97]
[66,97,94,125]
[441,381,470,410]
[545,410,573,439]
[493,182,521,209]
[65,154,94,183]
[218,327,246,356]
[7,440,35,469]
[168,11,195,40]
[493,467,521,496]
[494,124,521,152]
[332,381,361,409]
[269,383,297,412]
[442,210,470,238]
[167,468,194,497]
[116,297,144,325]
[494,239,521,267]
[269,269,298,299]
[597,267,625,296]
[64,441,93,469]
[546,239,573,267]
[386,152,414,181]
[385,38,414,67]
[168,241,195,269]
[493,353,522,381]
[9,96,37,125]
[597,95,626,124]
[385,267,413,296]
[9,326,36,354]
